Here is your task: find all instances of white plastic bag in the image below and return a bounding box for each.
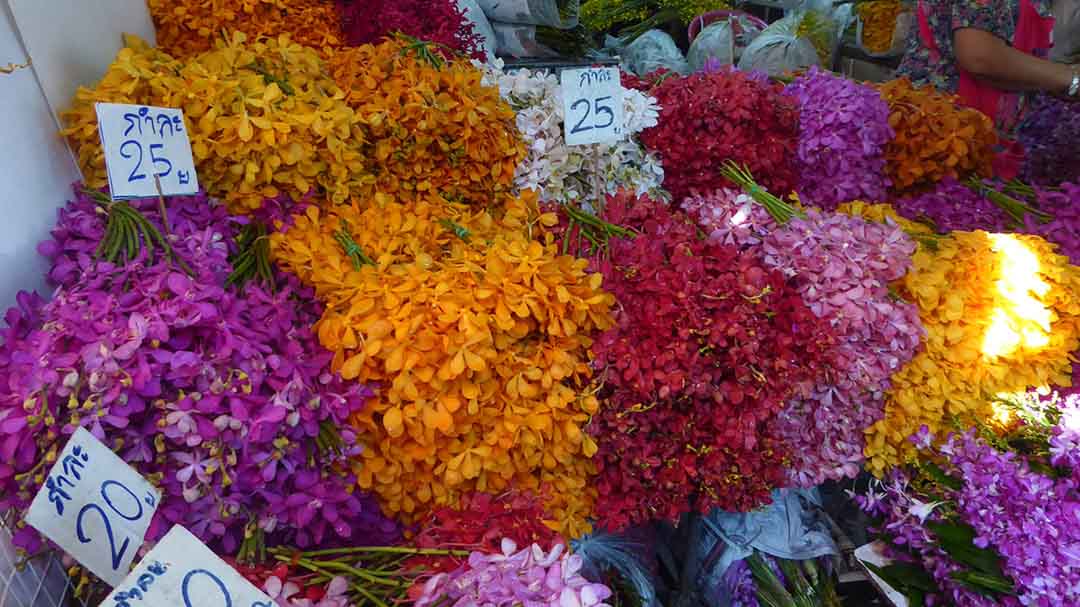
[688,20,735,71]
[459,0,497,61]
[737,12,824,77]
[492,22,561,57]
[478,0,580,28]
[618,29,690,76]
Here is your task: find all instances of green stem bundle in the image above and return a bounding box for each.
[719,162,805,224]
[335,219,375,270]
[86,190,193,275]
[226,221,275,290]
[560,203,635,258]
[966,177,1052,225]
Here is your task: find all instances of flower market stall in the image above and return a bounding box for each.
[2,1,1080,607]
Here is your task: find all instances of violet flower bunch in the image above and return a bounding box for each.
[1017,95,1080,187]
[858,426,1080,606]
[1023,182,1080,265]
[681,189,778,250]
[891,178,1013,233]
[783,67,893,210]
[0,187,398,556]
[415,539,614,607]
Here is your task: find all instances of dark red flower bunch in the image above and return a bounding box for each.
[335,0,484,59]
[631,69,800,201]
[588,193,836,531]
[407,491,563,574]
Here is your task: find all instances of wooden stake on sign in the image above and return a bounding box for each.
[154,174,171,236]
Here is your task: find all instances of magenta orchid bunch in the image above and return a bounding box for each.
[0,187,398,556]
[414,539,614,607]
[783,67,893,210]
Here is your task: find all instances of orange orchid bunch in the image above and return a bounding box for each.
[876,78,997,193]
[270,192,614,538]
[328,38,525,203]
[147,0,344,59]
[839,202,1080,474]
[62,33,369,212]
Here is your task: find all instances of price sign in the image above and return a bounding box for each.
[95,102,199,199]
[25,427,161,586]
[102,526,275,607]
[561,67,626,146]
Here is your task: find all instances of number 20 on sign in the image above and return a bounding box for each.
[95,102,200,199]
[25,427,161,586]
[561,67,625,146]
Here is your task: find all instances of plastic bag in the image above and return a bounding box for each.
[696,489,839,606]
[460,0,497,61]
[1051,0,1080,61]
[688,20,735,71]
[492,22,561,57]
[738,11,827,77]
[479,0,580,28]
[617,29,690,76]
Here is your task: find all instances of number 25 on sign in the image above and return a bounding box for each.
[95,102,200,199]
[24,427,161,586]
[561,67,625,146]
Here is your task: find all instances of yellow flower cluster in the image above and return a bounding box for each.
[857,0,904,53]
[271,191,615,538]
[147,0,343,59]
[62,34,368,212]
[328,40,525,203]
[840,204,1080,473]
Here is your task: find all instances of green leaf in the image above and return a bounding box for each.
[921,462,963,491]
[864,561,938,593]
[950,570,1016,596]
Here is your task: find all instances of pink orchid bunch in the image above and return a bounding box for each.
[263,576,350,607]
[414,539,614,607]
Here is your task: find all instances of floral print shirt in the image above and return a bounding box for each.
[897,0,1055,132]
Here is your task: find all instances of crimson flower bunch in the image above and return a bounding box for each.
[587,194,835,530]
[783,67,893,210]
[409,491,563,575]
[0,187,398,555]
[334,0,483,59]
[630,68,800,200]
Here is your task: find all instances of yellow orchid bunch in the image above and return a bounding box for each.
[270,192,615,536]
[857,0,904,53]
[62,33,369,212]
[328,39,525,204]
[147,0,344,59]
[840,203,1080,473]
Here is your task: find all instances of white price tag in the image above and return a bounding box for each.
[95,102,199,199]
[561,67,625,146]
[102,526,274,607]
[25,427,161,586]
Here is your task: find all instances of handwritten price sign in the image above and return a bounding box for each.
[25,428,161,586]
[561,67,625,146]
[102,526,275,607]
[95,103,199,199]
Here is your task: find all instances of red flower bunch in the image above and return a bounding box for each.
[588,194,836,530]
[335,0,483,59]
[408,491,563,574]
[629,69,799,201]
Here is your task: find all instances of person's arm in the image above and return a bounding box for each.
[953,27,1077,94]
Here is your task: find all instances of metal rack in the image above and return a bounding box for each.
[0,522,87,607]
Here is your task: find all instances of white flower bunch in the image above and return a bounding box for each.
[480,60,666,207]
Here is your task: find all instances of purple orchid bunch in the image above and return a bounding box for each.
[414,539,614,607]
[1017,95,1080,187]
[0,187,398,556]
[783,67,894,210]
[684,191,924,486]
[1022,182,1080,265]
[890,178,1014,233]
[856,424,1080,606]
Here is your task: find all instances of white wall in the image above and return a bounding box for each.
[0,0,156,313]
[0,1,80,311]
